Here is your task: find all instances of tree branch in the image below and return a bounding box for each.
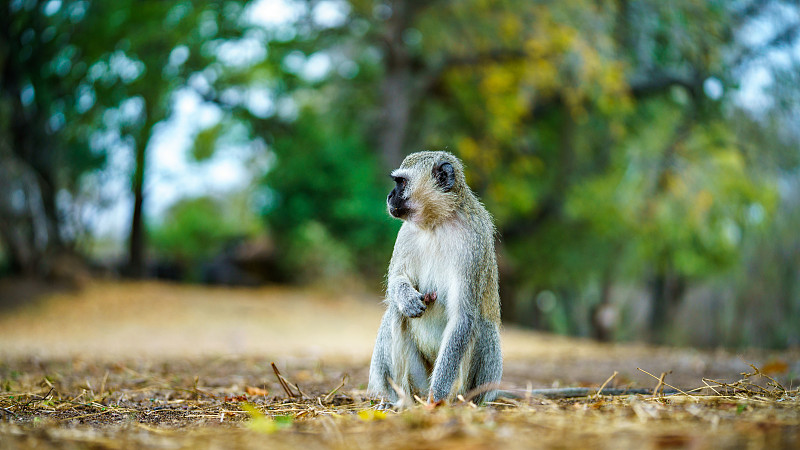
[629,72,702,99]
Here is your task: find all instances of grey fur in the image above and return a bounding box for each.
[368,151,502,406]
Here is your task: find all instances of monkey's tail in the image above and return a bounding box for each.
[498,387,678,400]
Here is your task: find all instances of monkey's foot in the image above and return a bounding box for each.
[425,392,445,409]
[375,400,393,411]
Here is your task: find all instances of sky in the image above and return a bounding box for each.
[90,0,797,245]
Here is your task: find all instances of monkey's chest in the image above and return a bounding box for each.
[405,236,459,361]
[408,300,447,362]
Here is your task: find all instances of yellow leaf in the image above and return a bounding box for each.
[241,402,291,434]
[357,410,387,421]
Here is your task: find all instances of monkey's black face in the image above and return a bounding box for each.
[387,176,409,218]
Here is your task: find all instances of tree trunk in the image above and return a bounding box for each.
[32,168,63,251]
[127,136,148,278]
[591,265,616,342]
[0,218,35,275]
[648,264,686,342]
[379,68,411,168]
[377,0,419,169]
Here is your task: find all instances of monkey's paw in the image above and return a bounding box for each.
[425,392,445,409]
[398,292,427,318]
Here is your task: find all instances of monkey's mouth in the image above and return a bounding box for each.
[389,205,410,218]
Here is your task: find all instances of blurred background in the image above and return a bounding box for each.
[1,0,799,349]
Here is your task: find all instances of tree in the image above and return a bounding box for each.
[0,0,107,275]
[242,0,800,343]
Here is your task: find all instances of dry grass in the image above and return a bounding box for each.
[0,281,798,448]
[1,357,798,449]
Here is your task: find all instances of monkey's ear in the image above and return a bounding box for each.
[433,161,456,192]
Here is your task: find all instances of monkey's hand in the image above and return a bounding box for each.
[397,289,428,318]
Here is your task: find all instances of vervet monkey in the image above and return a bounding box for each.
[368,151,502,406]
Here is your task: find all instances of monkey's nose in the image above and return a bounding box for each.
[389,205,408,218]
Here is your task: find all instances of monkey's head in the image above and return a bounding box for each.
[387,151,467,228]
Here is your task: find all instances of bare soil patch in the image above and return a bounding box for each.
[0,281,798,448]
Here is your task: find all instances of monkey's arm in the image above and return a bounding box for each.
[387,275,428,318]
[385,226,429,318]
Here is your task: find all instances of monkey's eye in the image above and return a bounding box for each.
[392,176,407,189]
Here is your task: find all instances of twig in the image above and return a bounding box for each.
[595,371,618,398]
[464,382,502,402]
[270,363,307,398]
[290,383,308,399]
[59,408,119,422]
[457,394,477,408]
[271,363,297,398]
[652,372,668,397]
[637,368,697,401]
[100,371,109,397]
[24,387,54,407]
[324,375,348,402]
[1,406,19,419]
[387,376,408,406]
[746,363,787,395]
[701,378,721,396]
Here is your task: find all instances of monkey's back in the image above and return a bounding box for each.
[463,201,501,325]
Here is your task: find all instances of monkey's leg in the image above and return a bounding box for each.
[429,315,473,402]
[390,316,430,406]
[369,307,429,406]
[467,319,503,404]
[368,308,396,402]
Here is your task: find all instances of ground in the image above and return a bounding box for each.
[0,280,798,449]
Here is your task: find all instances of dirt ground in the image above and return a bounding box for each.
[1,280,798,449]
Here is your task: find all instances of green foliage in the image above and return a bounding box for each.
[263,113,398,280]
[191,123,224,162]
[149,193,260,263]
[3,0,799,347]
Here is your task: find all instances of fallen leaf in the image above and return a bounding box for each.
[245,386,269,396]
[761,360,788,376]
[357,410,387,421]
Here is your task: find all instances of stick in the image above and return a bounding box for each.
[24,387,54,407]
[595,371,618,398]
[0,406,19,419]
[464,382,502,402]
[324,375,347,402]
[100,370,109,397]
[701,378,721,396]
[653,372,667,397]
[637,368,697,401]
[271,363,296,398]
[387,376,407,405]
